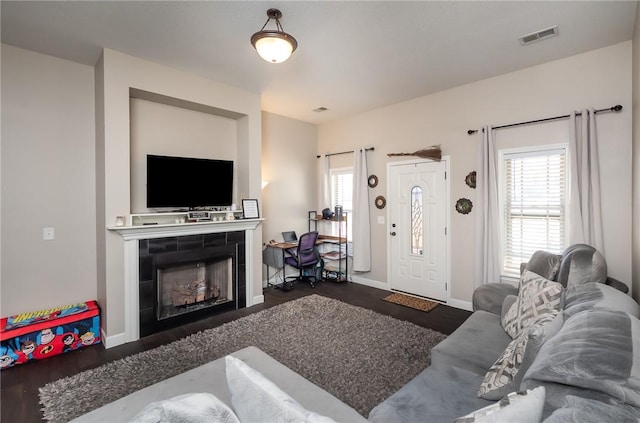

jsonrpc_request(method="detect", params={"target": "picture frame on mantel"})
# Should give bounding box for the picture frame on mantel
[242,199,260,219]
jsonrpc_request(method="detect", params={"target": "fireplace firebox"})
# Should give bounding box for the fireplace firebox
[157,253,233,320]
[138,232,246,337]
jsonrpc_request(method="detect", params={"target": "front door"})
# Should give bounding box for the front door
[388,159,448,301]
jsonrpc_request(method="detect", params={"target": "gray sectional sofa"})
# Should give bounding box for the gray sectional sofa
[369,244,640,422]
[75,244,640,422]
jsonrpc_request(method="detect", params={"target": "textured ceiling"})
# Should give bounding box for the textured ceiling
[2,1,637,124]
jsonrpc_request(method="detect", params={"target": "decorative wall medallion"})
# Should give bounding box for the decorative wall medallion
[455,198,473,215]
[465,171,476,189]
[368,174,379,188]
[375,195,386,209]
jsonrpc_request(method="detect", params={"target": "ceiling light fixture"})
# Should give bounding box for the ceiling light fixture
[251,8,298,63]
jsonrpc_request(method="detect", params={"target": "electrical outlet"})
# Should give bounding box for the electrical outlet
[43,227,55,240]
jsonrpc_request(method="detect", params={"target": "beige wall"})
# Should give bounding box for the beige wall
[261,112,318,285]
[319,42,633,307]
[129,98,238,213]
[261,111,318,243]
[2,34,636,322]
[1,45,97,316]
[633,3,640,303]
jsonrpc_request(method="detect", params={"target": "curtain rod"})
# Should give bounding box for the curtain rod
[316,146,375,159]
[467,104,622,135]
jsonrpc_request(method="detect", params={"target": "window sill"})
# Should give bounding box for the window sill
[499,274,519,286]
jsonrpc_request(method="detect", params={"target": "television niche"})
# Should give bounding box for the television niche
[147,154,233,209]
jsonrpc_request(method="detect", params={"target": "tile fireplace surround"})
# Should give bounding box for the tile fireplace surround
[108,218,263,348]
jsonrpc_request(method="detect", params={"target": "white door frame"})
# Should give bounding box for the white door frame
[386,157,451,302]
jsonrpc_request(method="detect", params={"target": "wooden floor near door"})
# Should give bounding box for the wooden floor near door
[0,281,471,422]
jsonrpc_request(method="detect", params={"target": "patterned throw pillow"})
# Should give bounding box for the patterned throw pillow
[478,313,563,399]
[502,270,564,339]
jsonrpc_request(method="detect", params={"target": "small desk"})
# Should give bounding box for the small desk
[263,242,295,289]
[263,237,347,288]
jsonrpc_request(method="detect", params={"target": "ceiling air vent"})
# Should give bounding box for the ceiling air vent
[518,25,558,45]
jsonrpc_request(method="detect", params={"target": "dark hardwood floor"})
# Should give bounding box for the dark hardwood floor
[0,282,471,422]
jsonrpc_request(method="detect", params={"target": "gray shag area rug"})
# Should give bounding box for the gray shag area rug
[40,294,447,422]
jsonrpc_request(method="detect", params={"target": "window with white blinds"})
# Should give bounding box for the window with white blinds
[330,168,353,239]
[501,147,567,277]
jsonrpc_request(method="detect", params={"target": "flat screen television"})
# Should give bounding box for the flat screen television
[146,154,233,209]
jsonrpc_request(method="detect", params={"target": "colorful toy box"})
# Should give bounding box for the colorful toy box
[0,301,101,369]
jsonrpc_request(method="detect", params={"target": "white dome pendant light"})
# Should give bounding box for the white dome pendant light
[251,8,298,63]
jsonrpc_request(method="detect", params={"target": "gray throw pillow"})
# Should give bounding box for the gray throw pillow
[563,282,640,319]
[478,313,563,400]
[522,309,640,410]
[542,395,640,423]
[556,244,607,288]
[502,270,564,339]
[524,251,562,280]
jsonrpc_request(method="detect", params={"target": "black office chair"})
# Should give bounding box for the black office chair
[284,231,321,289]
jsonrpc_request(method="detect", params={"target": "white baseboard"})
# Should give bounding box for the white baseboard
[101,329,127,349]
[100,285,471,350]
[350,275,389,291]
[101,295,265,349]
[251,294,265,306]
[446,298,473,312]
[349,276,473,312]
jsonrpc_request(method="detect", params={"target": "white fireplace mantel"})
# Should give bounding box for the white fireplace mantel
[106,218,263,348]
[108,218,263,240]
